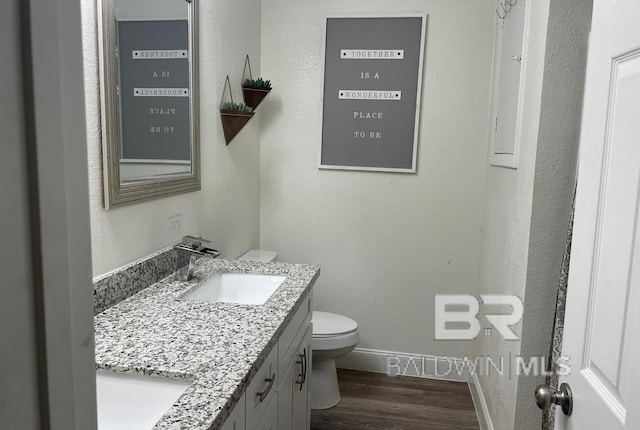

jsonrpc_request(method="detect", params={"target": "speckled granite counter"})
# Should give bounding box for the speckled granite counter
[94,259,320,430]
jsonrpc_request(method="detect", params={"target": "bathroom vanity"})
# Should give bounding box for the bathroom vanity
[94,258,319,429]
[223,292,313,430]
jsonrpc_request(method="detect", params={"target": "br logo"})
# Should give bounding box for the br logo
[435,295,523,340]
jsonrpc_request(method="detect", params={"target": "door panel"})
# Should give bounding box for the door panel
[558,0,640,428]
[0,1,41,428]
[586,50,640,410]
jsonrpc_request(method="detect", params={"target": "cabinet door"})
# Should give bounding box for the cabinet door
[488,0,528,168]
[246,347,278,430]
[254,394,278,430]
[278,293,312,377]
[292,325,312,430]
[278,324,312,430]
[220,394,246,430]
[278,354,295,430]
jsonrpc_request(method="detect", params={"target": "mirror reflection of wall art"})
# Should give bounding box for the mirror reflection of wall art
[319,15,427,173]
[98,0,200,209]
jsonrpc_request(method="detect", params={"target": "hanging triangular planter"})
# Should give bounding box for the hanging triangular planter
[241,55,272,109]
[219,75,255,145]
[242,87,271,109]
[220,110,255,145]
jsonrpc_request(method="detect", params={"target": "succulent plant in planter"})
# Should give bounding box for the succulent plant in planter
[243,78,272,90]
[220,102,254,145]
[221,101,254,113]
[242,77,272,109]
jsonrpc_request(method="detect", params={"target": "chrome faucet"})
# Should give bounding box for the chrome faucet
[173,235,221,281]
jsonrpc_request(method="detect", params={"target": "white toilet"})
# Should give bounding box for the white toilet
[310,311,359,409]
[237,250,360,410]
[237,249,279,263]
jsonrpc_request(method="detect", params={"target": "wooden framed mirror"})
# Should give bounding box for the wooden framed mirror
[97,0,200,209]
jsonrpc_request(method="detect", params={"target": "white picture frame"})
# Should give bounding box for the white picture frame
[318,14,427,173]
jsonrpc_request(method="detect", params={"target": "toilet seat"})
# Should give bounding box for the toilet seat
[312,331,359,351]
[312,311,358,336]
[312,311,359,351]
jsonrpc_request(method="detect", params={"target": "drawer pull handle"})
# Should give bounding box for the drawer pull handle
[296,348,307,390]
[257,374,275,402]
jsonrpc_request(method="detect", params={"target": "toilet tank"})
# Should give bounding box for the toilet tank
[237,249,278,263]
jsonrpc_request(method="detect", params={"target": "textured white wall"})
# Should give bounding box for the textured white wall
[474,0,590,429]
[513,0,591,427]
[473,2,551,427]
[82,0,263,277]
[259,0,495,358]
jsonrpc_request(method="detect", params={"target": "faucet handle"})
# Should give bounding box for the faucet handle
[181,235,211,249]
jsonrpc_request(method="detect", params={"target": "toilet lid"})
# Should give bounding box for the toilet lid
[312,311,358,336]
[237,249,278,263]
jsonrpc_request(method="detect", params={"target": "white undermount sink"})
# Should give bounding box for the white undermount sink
[181,273,286,305]
[96,371,191,430]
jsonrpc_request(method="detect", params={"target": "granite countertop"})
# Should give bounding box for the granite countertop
[94,259,320,430]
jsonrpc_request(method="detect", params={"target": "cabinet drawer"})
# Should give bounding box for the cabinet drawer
[278,292,312,376]
[246,346,278,429]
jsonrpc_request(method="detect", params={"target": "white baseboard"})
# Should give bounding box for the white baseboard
[468,372,495,430]
[335,347,469,382]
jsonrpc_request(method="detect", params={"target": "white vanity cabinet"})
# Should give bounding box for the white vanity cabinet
[220,393,245,430]
[276,289,312,430]
[254,395,278,430]
[223,290,313,430]
[246,346,278,429]
[278,325,312,430]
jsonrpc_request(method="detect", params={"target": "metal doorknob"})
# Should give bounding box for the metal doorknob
[535,383,573,416]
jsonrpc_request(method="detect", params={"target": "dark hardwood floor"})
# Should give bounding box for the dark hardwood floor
[310,369,480,430]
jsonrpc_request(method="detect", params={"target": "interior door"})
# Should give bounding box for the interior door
[557,0,640,429]
[1,1,42,427]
